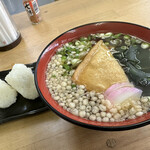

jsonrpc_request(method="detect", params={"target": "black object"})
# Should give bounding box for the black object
[0,62,48,124]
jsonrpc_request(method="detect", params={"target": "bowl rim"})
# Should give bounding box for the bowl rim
[35,21,150,131]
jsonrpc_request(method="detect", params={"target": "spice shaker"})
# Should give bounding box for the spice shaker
[0,0,21,51]
[23,0,41,24]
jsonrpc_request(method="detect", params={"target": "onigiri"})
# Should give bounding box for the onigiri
[5,64,39,100]
[0,79,17,108]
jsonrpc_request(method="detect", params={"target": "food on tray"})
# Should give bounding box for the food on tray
[5,64,39,100]
[72,40,128,93]
[0,79,17,108]
[46,32,150,122]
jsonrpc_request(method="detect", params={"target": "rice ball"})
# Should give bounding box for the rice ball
[0,79,17,108]
[5,64,39,100]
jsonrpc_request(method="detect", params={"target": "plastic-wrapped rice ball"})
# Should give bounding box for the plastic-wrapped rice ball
[0,79,17,108]
[5,64,39,100]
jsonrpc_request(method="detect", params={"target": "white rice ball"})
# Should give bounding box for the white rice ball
[0,79,17,108]
[5,64,39,100]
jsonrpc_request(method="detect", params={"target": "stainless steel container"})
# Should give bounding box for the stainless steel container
[0,0,21,51]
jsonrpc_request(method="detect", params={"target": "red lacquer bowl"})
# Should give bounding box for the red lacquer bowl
[35,21,150,131]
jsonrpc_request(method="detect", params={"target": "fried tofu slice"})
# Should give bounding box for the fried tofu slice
[72,40,128,93]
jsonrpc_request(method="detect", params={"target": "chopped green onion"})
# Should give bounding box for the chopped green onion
[141,42,149,49]
[110,39,122,46]
[71,59,82,68]
[71,84,76,88]
[105,32,113,38]
[104,42,109,46]
[57,50,66,56]
[63,64,71,71]
[80,37,88,41]
[87,35,91,41]
[75,49,80,54]
[75,40,80,46]
[62,72,68,76]
[110,40,116,45]
[74,55,79,59]
[68,42,73,45]
[125,39,131,46]
[61,56,67,62]
[112,33,122,39]
[78,51,87,59]
[71,48,76,52]
[121,46,127,50]
[71,59,80,65]
[123,35,130,40]
[51,75,56,78]
[91,34,97,39]
[135,39,142,44]
[80,41,87,45]
[131,38,136,44]
[99,33,105,38]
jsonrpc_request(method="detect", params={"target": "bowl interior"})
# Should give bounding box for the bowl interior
[35,22,150,130]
